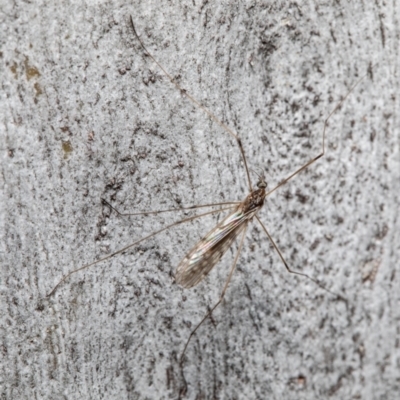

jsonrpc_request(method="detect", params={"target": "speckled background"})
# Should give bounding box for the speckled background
[1,1,399,399]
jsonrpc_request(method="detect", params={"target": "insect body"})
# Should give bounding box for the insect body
[176,180,267,288]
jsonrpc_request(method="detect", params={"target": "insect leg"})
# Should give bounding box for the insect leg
[255,216,346,301]
[129,16,253,191]
[265,66,377,198]
[101,198,240,217]
[180,224,248,363]
[47,206,236,297]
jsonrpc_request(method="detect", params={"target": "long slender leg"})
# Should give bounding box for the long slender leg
[47,206,236,297]
[266,66,377,197]
[255,216,345,301]
[101,198,240,217]
[129,16,253,192]
[180,224,248,363]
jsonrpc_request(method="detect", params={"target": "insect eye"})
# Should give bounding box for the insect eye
[257,180,267,189]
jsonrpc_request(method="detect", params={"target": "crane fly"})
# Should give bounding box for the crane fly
[48,15,374,363]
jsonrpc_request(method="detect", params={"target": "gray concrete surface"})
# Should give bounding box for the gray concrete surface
[1,1,399,399]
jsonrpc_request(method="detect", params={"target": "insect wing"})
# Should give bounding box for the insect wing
[175,208,254,288]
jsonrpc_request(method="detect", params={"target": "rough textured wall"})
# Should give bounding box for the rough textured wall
[1,1,399,399]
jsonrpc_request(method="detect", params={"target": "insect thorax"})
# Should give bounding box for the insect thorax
[242,188,266,213]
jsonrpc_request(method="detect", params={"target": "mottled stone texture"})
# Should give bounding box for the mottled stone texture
[1,1,399,399]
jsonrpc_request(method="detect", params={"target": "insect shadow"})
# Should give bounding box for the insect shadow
[48,15,375,364]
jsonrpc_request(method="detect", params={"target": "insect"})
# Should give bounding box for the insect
[48,16,373,362]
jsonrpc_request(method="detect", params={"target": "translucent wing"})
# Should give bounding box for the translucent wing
[175,207,256,288]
